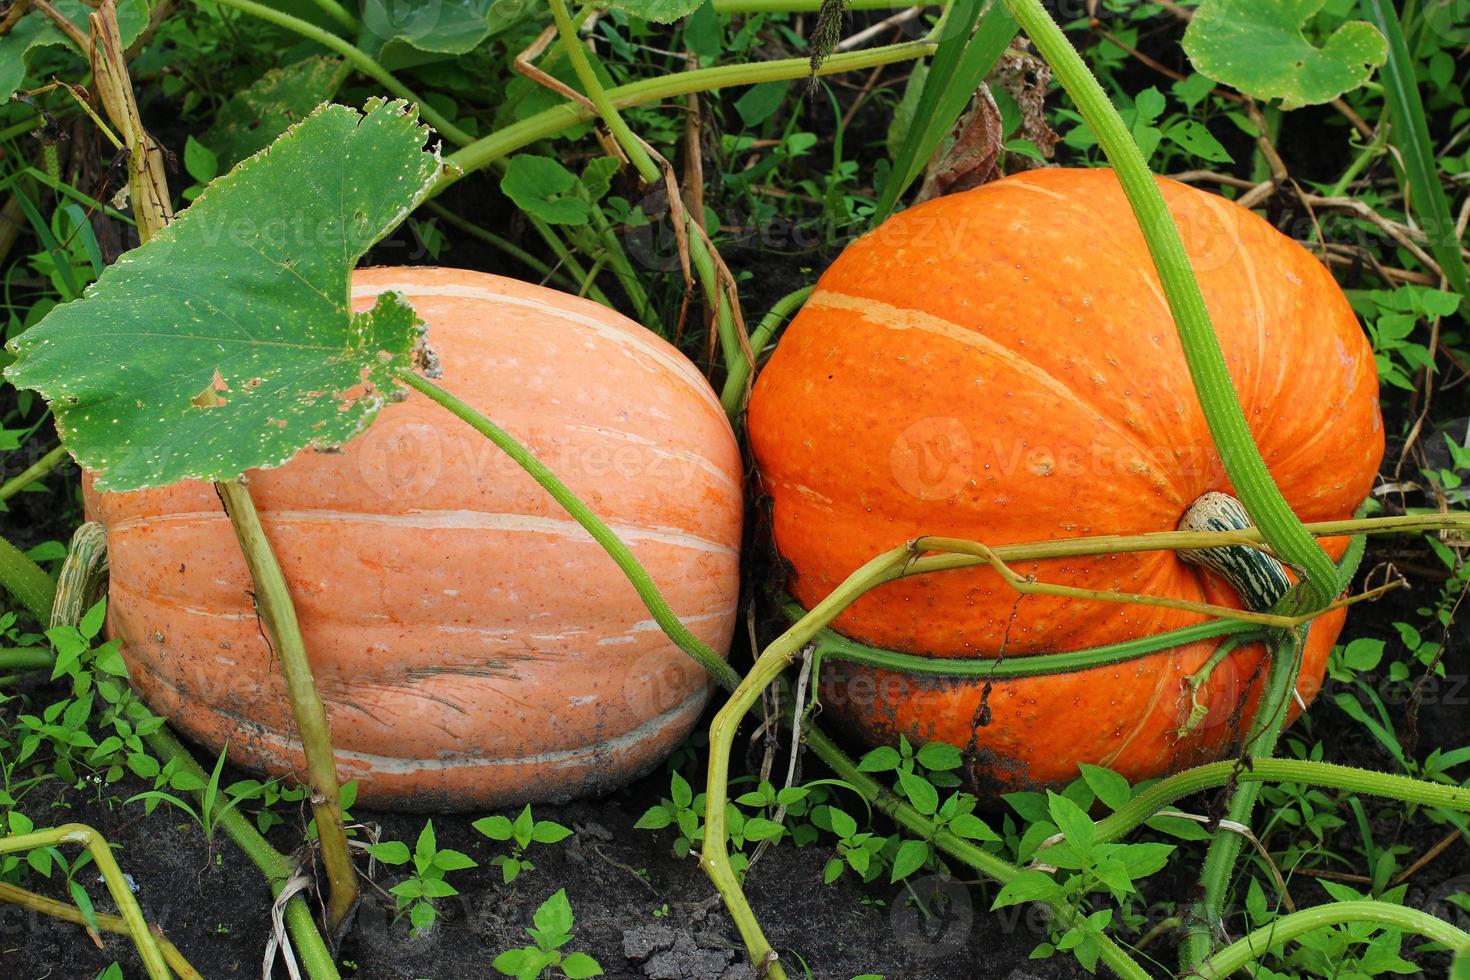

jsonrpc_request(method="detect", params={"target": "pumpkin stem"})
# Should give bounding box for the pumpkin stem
[1177,492,1292,613]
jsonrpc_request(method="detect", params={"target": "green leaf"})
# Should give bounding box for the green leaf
[1047,792,1096,852]
[1077,765,1130,812]
[1164,120,1233,164]
[0,1,149,103]
[474,814,514,840]
[947,813,1000,842]
[533,888,574,939]
[415,820,438,869]
[991,869,1061,908]
[601,0,705,24]
[1358,0,1470,306]
[826,806,858,840]
[530,820,572,845]
[4,100,442,492]
[561,951,604,979]
[433,848,478,872]
[1182,0,1386,109]
[500,154,590,225]
[184,137,218,186]
[857,746,901,772]
[368,840,411,865]
[203,56,346,171]
[78,598,107,640]
[889,839,929,882]
[361,0,527,60]
[734,81,790,128]
[409,899,436,934]
[915,741,963,772]
[669,771,693,810]
[896,770,939,816]
[633,805,672,831]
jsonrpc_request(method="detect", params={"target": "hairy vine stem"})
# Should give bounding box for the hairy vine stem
[395,369,742,691]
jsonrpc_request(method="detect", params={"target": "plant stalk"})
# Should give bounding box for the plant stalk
[0,444,68,502]
[0,824,171,979]
[1195,900,1470,978]
[0,880,202,980]
[215,480,357,934]
[144,727,340,979]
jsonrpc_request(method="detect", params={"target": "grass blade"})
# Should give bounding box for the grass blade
[1360,0,1469,303]
[873,0,1018,223]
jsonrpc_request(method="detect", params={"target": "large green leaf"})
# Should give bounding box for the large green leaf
[203,55,346,171]
[1182,0,1386,109]
[601,0,705,25]
[0,0,149,102]
[359,0,527,62]
[4,100,443,492]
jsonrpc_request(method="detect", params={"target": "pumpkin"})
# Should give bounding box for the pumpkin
[747,168,1382,793]
[88,267,743,810]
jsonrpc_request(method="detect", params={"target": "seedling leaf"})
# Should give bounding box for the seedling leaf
[1183,0,1386,109]
[4,100,443,492]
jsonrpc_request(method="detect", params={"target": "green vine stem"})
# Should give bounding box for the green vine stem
[306,0,358,34]
[1077,758,1470,848]
[215,480,358,934]
[0,646,53,675]
[545,0,748,383]
[808,606,1265,678]
[699,517,1456,974]
[720,285,813,417]
[0,880,203,980]
[0,444,67,502]
[144,727,341,980]
[198,0,474,146]
[1000,0,1335,610]
[0,824,171,979]
[0,532,55,622]
[996,1,1355,965]
[1195,901,1470,978]
[440,40,937,189]
[394,369,742,692]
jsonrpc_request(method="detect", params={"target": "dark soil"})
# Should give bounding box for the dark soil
[0,748,1083,980]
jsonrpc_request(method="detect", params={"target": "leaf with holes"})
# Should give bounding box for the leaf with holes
[3,100,443,492]
[1183,0,1386,109]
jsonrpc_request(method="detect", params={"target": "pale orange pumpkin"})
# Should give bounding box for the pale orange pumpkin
[88,267,743,810]
[748,169,1383,793]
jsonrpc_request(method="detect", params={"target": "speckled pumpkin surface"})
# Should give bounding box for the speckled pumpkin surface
[748,168,1382,792]
[88,267,743,810]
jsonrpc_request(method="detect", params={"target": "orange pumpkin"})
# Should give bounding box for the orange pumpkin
[748,168,1382,793]
[88,267,743,810]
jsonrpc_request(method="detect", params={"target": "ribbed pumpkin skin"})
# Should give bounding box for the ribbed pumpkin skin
[88,267,742,810]
[748,169,1382,792]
